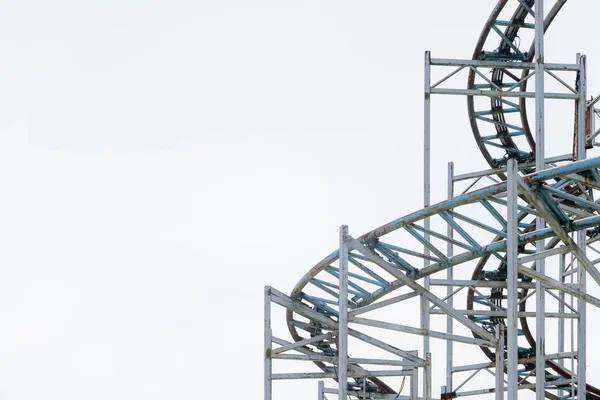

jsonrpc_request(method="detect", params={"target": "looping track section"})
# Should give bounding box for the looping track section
[264,1,600,399]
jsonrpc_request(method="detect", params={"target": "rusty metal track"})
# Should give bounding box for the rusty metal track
[285,161,600,398]
[273,1,600,398]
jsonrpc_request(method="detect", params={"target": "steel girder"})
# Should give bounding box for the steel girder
[264,1,600,399]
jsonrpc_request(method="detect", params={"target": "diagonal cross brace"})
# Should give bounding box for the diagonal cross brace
[271,331,337,355]
[516,175,600,287]
[347,237,497,343]
[269,287,425,364]
[517,265,600,308]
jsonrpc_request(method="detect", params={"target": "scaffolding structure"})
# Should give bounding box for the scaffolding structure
[264,1,600,399]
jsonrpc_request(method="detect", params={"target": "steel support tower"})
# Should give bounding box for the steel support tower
[264,1,600,398]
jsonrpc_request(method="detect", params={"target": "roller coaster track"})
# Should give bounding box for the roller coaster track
[266,1,600,398]
[468,0,573,168]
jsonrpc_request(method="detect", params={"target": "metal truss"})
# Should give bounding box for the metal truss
[264,1,600,399]
[588,97,600,148]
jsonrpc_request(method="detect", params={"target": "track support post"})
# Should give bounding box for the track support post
[576,53,588,400]
[424,352,432,400]
[423,49,432,400]
[338,225,349,399]
[264,286,272,400]
[507,159,519,400]
[446,162,455,394]
[410,350,419,400]
[496,326,505,400]
[534,1,547,397]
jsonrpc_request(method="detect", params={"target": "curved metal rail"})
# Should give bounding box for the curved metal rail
[287,159,600,398]
[466,0,598,397]
[467,0,568,168]
[282,0,598,398]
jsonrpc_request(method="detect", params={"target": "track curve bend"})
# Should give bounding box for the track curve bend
[284,1,599,398]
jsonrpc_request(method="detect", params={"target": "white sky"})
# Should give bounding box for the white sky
[1,1,600,399]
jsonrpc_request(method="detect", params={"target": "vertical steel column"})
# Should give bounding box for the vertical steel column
[264,286,272,400]
[424,51,431,215]
[558,253,565,368]
[318,381,325,400]
[558,253,566,398]
[534,1,546,397]
[425,353,432,399]
[446,162,454,393]
[422,50,432,400]
[577,54,588,159]
[507,159,519,400]
[338,225,349,399]
[577,250,586,400]
[534,0,546,167]
[590,100,596,149]
[576,54,587,400]
[411,364,419,400]
[570,249,577,399]
[496,326,505,400]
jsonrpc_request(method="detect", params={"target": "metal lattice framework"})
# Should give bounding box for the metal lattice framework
[264,1,600,399]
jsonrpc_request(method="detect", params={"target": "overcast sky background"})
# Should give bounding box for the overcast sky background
[1,1,600,399]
